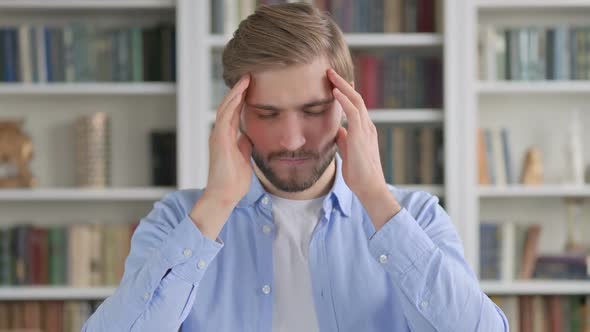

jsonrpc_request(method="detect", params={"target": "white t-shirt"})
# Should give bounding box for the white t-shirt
[270,193,326,332]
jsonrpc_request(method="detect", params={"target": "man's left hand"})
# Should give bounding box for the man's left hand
[327,68,402,230]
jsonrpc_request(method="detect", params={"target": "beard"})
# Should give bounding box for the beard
[252,143,338,193]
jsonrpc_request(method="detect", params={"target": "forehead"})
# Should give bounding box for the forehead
[246,56,333,106]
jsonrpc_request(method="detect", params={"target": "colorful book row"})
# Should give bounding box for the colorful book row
[0,23,175,83]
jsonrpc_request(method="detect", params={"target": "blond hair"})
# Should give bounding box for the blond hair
[222,2,353,88]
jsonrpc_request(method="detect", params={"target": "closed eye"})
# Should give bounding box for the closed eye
[304,108,328,116]
[256,110,279,119]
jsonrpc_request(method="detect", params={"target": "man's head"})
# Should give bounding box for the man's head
[222,3,354,193]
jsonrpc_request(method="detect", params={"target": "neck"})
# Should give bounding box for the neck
[254,159,336,200]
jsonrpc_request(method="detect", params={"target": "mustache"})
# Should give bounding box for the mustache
[269,150,318,160]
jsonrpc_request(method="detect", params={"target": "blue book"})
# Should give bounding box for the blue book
[0,29,4,81]
[29,26,39,82]
[480,223,501,280]
[500,128,516,185]
[3,28,18,82]
[554,26,570,80]
[44,27,53,82]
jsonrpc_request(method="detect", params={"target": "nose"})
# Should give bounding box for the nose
[277,112,306,151]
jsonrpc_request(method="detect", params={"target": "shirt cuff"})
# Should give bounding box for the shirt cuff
[159,215,224,285]
[368,208,436,278]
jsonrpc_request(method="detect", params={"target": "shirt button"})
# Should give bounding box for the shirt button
[262,225,272,234]
[143,292,150,301]
[197,260,207,270]
[183,248,193,258]
[421,300,429,309]
[261,285,271,295]
[261,196,269,205]
[379,254,388,264]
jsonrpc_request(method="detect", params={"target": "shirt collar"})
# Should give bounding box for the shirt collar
[236,153,352,217]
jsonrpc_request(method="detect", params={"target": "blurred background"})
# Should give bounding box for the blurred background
[0,0,589,331]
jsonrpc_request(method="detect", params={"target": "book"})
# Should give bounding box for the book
[519,225,542,279]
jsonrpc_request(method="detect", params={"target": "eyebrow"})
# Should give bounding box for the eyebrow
[248,98,334,111]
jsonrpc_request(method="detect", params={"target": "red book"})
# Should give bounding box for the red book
[418,0,435,33]
[546,296,564,332]
[29,228,42,285]
[39,228,49,285]
[519,296,534,332]
[359,55,379,110]
[44,301,64,332]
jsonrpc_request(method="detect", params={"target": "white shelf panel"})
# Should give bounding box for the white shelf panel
[0,0,175,9]
[206,109,444,124]
[368,109,443,123]
[479,185,590,198]
[0,83,176,95]
[208,33,443,48]
[0,286,116,300]
[477,0,590,9]
[0,187,175,202]
[481,280,590,295]
[478,81,590,94]
[345,34,444,47]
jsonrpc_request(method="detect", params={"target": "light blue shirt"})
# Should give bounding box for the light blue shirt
[83,155,508,331]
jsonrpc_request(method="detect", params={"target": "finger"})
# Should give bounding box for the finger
[217,91,244,129]
[327,68,364,110]
[237,132,253,162]
[220,74,250,109]
[217,74,250,118]
[230,94,245,132]
[333,88,360,131]
[327,68,372,128]
[335,126,348,161]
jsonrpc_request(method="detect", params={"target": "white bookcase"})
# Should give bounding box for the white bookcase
[0,0,179,301]
[464,0,590,296]
[0,0,471,301]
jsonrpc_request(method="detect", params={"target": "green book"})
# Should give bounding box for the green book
[131,26,143,82]
[0,228,13,285]
[48,226,67,285]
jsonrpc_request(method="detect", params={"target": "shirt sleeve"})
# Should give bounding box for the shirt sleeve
[368,191,509,332]
[82,191,223,332]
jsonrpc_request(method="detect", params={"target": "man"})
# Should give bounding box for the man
[84,3,508,331]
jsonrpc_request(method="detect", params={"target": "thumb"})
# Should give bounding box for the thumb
[336,127,348,161]
[237,132,253,162]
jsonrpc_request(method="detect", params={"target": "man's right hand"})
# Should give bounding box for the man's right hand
[190,75,252,240]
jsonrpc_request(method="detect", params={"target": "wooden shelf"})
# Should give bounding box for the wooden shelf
[479,185,590,198]
[0,286,116,300]
[208,33,443,48]
[0,83,176,96]
[481,280,590,295]
[478,81,590,94]
[0,0,175,9]
[0,187,175,202]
